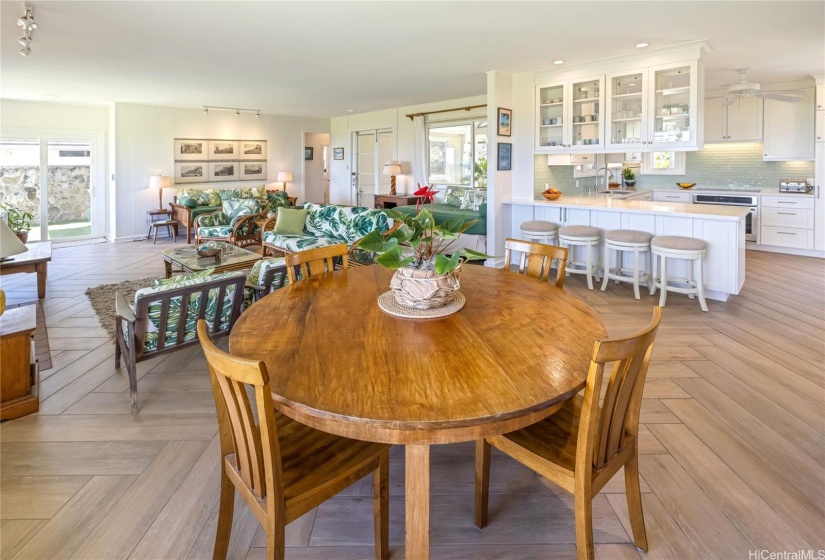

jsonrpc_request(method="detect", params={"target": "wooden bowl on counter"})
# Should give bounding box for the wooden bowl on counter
[676,182,696,189]
[541,192,561,201]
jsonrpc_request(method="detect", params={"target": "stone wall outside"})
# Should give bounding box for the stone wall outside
[0,166,91,224]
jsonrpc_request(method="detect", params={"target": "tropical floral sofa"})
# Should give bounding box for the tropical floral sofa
[194,198,265,247]
[261,203,397,257]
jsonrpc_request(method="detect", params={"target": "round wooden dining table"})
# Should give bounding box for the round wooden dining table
[230,264,606,560]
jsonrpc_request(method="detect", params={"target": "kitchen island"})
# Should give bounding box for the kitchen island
[504,197,750,301]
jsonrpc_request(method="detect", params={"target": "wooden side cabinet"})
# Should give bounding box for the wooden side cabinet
[0,305,38,420]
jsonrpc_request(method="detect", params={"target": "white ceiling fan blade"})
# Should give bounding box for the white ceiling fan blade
[721,96,738,106]
[760,92,803,103]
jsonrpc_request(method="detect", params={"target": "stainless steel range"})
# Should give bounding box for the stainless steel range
[691,193,758,242]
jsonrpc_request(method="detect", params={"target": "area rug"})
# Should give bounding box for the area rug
[85,277,158,339]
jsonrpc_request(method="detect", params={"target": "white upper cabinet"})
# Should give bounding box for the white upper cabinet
[536,75,605,152]
[816,84,824,111]
[605,68,649,150]
[762,87,815,161]
[648,61,702,150]
[816,111,824,143]
[704,96,763,142]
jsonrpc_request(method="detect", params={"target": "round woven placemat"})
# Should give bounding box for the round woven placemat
[377,291,465,319]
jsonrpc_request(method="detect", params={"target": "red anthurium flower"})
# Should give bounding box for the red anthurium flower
[414,184,437,209]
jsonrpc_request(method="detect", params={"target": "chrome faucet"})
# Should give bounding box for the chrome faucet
[594,167,614,192]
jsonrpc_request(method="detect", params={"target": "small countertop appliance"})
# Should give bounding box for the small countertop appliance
[779,179,812,193]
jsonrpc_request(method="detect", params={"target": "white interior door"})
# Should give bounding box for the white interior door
[354,128,395,206]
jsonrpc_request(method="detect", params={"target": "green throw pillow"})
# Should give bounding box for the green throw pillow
[154,268,214,286]
[273,208,308,235]
[178,196,198,208]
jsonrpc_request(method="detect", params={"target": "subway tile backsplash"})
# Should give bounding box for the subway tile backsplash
[534,143,814,197]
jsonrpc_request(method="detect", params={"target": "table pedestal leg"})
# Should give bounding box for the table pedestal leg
[405,444,430,560]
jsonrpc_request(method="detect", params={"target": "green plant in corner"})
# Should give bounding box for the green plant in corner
[473,158,488,189]
[358,186,489,276]
[1,203,33,234]
[621,167,636,181]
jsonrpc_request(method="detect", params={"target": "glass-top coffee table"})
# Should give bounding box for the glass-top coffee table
[161,242,261,278]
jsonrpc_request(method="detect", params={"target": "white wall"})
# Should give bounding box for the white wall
[112,103,329,240]
[1,99,109,131]
[329,94,487,205]
[303,132,329,203]
[486,72,513,266]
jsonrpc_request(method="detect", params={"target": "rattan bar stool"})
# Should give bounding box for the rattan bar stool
[558,225,602,290]
[601,229,653,300]
[650,235,709,312]
[520,221,559,245]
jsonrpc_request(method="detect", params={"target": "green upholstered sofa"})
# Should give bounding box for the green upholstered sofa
[393,186,487,236]
[261,203,397,258]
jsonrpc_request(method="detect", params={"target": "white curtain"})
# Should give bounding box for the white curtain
[413,116,427,188]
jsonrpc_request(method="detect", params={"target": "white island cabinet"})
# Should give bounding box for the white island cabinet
[504,197,748,301]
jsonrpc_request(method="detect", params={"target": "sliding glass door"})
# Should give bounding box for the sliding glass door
[0,130,104,242]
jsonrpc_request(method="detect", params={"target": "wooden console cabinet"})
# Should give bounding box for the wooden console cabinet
[374,193,420,209]
[0,305,38,420]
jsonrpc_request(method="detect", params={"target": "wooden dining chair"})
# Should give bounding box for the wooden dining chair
[197,321,390,560]
[504,237,569,288]
[475,307,663,560]
[284,243,349,283]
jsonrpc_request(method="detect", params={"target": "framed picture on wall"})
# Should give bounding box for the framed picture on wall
[305,147,314,161]
[208,161,238,182]
[497,108,512,137]
[239,140,267,160]
[333,147,344,160]
[174,139,208,161]
[174,162,207,184]
[208,141,239,160]
[497,143,512,171]
[239,161,267,180]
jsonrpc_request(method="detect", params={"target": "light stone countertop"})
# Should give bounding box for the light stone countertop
[505,196,751,221]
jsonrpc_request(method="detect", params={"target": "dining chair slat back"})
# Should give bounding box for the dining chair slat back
[503,238,568,288]
[285,244,349,283]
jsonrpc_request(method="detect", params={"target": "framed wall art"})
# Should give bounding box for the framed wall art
[174,139,208,161]
[305,147,314,161]
[239,140,267,160]
[208,161,239,182]
[497,143,512,171]
[497,108,512,137]
[239,161,267,180]
[207,141,239,160]
[174,162,208,184]
[333,147,344,160]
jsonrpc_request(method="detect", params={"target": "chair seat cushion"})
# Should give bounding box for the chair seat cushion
[197,226,234,238]
[263,232,343,252]
[651,235,708,251]
[605,230,653,244]
[520,220,559,234]
[559,225,601,239]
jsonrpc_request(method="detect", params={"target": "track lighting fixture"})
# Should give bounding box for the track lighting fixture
[200,106,262,117]
[17,4,36,57]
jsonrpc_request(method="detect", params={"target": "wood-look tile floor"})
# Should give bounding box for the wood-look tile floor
[1,239,823,560]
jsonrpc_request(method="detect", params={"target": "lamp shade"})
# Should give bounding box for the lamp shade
[383,162,402,175]
[277,171,292,182]
[0,219,28,259]
[149,175,172,189]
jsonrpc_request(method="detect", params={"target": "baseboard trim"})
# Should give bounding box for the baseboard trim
[747,243,825,259]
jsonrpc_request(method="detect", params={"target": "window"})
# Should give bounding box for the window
[640,150,686,175]
[427,120,487,188]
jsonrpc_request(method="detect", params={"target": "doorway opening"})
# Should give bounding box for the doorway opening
[303,132,330,204]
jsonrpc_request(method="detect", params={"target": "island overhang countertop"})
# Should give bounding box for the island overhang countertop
[504,197,750,221]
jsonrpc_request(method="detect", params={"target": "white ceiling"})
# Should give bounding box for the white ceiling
[2,1,823,118]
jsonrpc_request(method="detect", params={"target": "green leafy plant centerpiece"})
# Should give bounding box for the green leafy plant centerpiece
[359,186,489,310]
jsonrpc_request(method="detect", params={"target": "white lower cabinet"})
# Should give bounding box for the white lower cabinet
[760,195,816,250]
[652,191,690,203]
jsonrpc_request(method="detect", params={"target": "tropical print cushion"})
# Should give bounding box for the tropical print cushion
[133,270,244,352]
[197,212,229,227]
[262,232,341,252]
[223,199,262,226]
[155,268,214,286]
[444,186,470,207]
[244,257,288,309]
[197,225,235,238]
[302,203,394,244]
[207,191,222,206]
[459,188,488,211]
[219,189,238,201]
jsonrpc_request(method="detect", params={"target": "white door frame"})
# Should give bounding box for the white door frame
[302,130,331,205]
[1,127,106,241]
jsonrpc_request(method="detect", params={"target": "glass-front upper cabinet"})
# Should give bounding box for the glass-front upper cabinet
[605,69,649,150]
[535,75,604,152]
[648,61,700,149]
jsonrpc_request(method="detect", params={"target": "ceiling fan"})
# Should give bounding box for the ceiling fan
[714,68,804,106]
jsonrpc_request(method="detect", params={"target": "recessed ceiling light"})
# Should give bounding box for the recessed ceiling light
[347,109,354,113]
[553,60,564,65]
[635,42,649,48]
[42,94,57,98]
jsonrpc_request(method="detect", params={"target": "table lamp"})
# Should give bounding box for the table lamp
[1,218,28,263]
[149,175,172,211]
[276,171,292,191]
[383,162,402,195]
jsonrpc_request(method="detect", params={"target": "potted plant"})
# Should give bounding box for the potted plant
[359,185,489,310]
[622,167,636,188]
[1,204,34,243]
